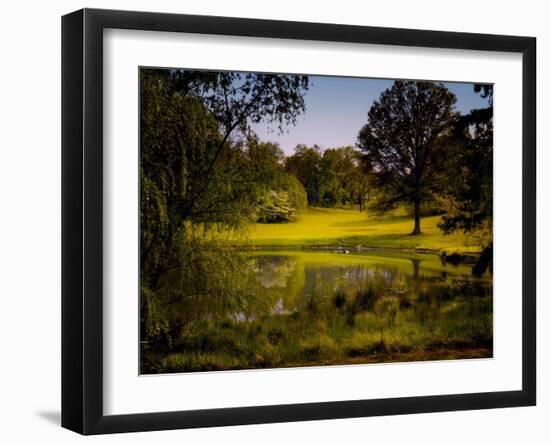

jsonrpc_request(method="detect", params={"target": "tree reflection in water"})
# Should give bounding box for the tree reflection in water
[141,250,492,374]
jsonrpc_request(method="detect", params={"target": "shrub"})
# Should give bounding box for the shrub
[257,190,297,223]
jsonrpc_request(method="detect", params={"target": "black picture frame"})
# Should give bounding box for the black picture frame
[62,8,536,435]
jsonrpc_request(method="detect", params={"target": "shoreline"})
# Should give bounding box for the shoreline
[230,243,481,260]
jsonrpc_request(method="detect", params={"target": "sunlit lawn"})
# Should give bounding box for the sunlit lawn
[246,207,480,253]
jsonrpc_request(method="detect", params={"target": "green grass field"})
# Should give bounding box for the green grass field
[246,207,481,254]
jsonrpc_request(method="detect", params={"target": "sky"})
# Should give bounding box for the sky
[251,76,491,155]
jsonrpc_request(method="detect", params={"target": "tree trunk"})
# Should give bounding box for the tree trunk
[411,199,421,235]
[473,242,493,276]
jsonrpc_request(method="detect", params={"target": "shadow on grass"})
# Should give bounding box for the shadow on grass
[330,215,411,228]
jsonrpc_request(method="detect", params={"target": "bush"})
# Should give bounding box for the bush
[257,190,297,223]
[283,174,308,213]
[256,172,307,223]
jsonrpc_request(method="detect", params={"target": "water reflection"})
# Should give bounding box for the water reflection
[251,251,490,319]
[143,250,493,373]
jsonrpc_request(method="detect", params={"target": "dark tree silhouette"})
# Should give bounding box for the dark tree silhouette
[357,81,456,235]
[439,84,493,275]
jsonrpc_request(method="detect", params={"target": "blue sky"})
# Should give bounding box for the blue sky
[251,76,491,155]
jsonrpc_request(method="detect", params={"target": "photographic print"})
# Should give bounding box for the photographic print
[139,68,493,375]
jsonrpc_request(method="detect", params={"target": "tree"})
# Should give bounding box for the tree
[322,146,369,208]
[141,69,310,219]
[286,145,370,209]
[347,150,371,211]
[140,70,310,278]
[357,81,457,234]
[140,72,225,290]
[439,106,493,233]
[439,84,493,275]
[245,138,307,222]
[140,69,310,347]
[182,71,309,220]
[319,148,347,206]
[286,144,324,205]
[140,69,309,261]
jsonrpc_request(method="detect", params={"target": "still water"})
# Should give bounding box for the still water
[144,250,493,373]
[247,250,491,320]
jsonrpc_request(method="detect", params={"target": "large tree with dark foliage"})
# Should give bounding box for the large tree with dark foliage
[357,81,457,234]
[145,69,310,220]
[139,69,310,349]
[140,69,310,284]
[439,84,493,275]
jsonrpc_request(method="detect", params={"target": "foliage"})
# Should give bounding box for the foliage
[285,144,324,205]
[357,81,457,234]
[474,84,494,105]
[140,69,310,346]
[438,84,493,275]
[140,67,310,234]
[140,71,225,289]
[256,174,308,223]
[140,68,310,271]
[405,199,445,217]
[257,190,297,223]
[280,174,308,213]
[143,69,309,219]
[439,85,493,235]
[244,138,308,222]
[322,146,371,210]
[286,144,369,208]
[161,69,310,136]
[140,222,268,356]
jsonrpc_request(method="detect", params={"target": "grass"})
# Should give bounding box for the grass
[143,286,493,374]
[245,207,481,254]
[141,206,492,374]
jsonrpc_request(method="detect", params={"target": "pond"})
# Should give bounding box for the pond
[141,250,493,374]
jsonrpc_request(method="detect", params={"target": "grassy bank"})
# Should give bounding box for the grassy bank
[143,282,493,374]
[246,207,481,253]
